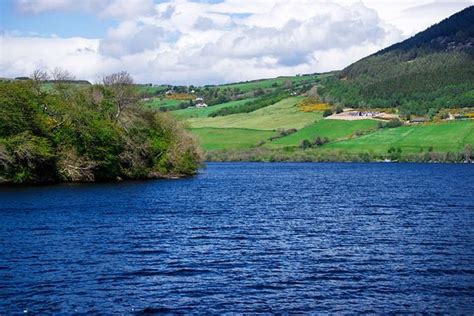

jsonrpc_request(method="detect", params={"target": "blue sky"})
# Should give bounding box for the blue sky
[1,1,116,38]
[0,0,225,37]
[1,0,472,84]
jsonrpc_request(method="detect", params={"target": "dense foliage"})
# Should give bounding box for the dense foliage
[318,6,474,115]
[0,79,202,184]
[204,146,472,163]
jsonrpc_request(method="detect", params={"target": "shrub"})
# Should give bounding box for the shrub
[323,109,333,117]
[379,119,403,128]
[0,78,202,184]
[299,139,311,150]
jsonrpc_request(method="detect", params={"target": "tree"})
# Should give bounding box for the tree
[283,80,293,89]
[313,136,323,146]
[388,147,402,161]
[300,139,311,150]
[51,67,75,82]
[31,69,49,82]
[102,71,136,119]
[50,67,75,94]
[464,144,472,161]
[30,69,50,94]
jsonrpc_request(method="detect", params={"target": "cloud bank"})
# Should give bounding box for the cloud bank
[1,0,472,85]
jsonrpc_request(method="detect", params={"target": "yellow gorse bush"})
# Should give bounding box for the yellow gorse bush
[298,98,331,112]
[165,93,195,100]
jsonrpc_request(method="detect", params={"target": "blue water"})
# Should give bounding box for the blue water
[1,162,473,313]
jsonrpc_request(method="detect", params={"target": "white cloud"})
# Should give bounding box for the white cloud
[3,0,473,85]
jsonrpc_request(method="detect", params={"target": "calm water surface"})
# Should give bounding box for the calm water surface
[1,162,474,313]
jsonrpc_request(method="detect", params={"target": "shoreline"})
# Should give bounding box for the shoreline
[204,148,473,164]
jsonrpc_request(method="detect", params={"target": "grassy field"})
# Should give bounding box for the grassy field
[267,119,379,147]
[188,97,322,130]
[324,121,474,153]
[173,98,257,119]
[191,128,276,150]
[143,98,185,109]
[213,74,321,92]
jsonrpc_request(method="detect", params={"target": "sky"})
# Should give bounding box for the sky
[0,0,472,85]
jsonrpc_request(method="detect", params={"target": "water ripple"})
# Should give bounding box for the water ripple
[0,162,473,313]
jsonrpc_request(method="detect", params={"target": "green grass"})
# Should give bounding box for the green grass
[213,74,322,92]
[173,98,257,119]
[143,98,186,109]
[190,128,276,150]
[267,119,379,148]
[188,96,322,130]
[324,121,474,153]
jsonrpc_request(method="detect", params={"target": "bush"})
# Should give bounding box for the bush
[323,109,333,117]
[0,78,202,184]
[379,119,403,128]
[299,139,311,150]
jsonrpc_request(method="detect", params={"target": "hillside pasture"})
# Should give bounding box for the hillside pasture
[173,98,257,119]
[324,121,474,153]
[214,74,321,93]
[188,97,323,130]
[267,119,379,148]
[191,128,276,150]
[143,98,186,109]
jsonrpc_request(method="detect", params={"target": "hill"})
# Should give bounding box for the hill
[318,6,474,115]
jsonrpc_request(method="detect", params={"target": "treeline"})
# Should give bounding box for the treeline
[209,92,289,117]
[0,72,202,184]
[205,146,473,163]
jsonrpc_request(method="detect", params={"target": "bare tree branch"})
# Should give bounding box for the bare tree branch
[31,69,50,82]
[102,71,136,119]
[51,67,75,82]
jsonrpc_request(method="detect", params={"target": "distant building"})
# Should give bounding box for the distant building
[195,97,208,108]
[410,117,428,123]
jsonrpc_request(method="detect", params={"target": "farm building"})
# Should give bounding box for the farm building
[195,97,208,108]
[410,117,428,123]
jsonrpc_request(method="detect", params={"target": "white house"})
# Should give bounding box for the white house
[195,97,208,108]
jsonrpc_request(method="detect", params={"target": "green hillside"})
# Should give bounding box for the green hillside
[191,128,276,150]
[318,6,474,115]
[209,74,321,92]
[174,98,257,119]
[188,96,322,130]
[143,98,184,109]
[8,8,472,166]
[267,119,379,148]
[324,121,474,153]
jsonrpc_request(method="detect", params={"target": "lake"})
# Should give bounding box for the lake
[1,162,473,313]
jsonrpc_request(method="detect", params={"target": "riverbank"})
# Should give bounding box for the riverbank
[205,147,473,163]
